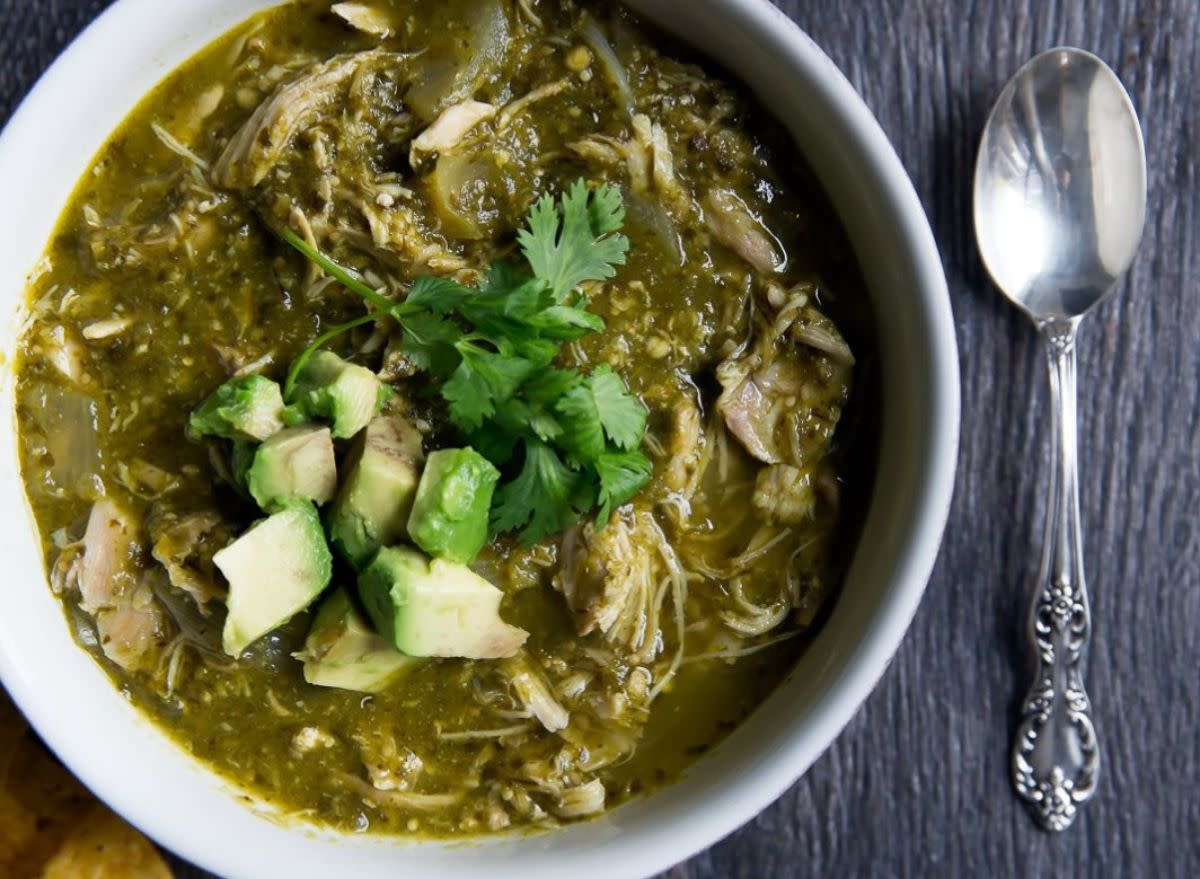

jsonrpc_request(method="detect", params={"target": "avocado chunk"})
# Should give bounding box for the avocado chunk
[230,440,256,491]
[328,415,424,568]
[407,448,499,564]
[188,374,285,441]
[285,351,385,439]
[358,546,527,659]
[298,588,421,693]
[246,425,337,512]
[214,502,333,657]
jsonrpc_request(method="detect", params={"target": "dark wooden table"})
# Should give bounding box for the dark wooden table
[3,1,1197,876]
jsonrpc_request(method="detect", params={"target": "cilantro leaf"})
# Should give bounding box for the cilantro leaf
[479,260,527,295]
[442,342,536,432]
[491,440,584,544]
[554,383,607,465]
[517,179,630,302]
[589,365,647,450]
[528,303,605,339]
[490,397,563,445]
[405,275,475,314]
[399,310,461,377]
[553,365,646,465]
[523,368,582,406]
[468,427,520,466]
[595,450,653,522]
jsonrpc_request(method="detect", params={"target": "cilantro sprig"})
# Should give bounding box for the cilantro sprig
[281,180,650,544]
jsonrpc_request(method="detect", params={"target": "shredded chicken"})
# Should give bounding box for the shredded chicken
[291,726,337,755]
[95,574,171,674]
[554,508,683,675]
[555,512,641,639]
[569,113,688,215]
[704,188,784,274]
[76,499,141,614]
[41,325,89,384]
[504,655,570,733]
[788,305,856,365]
[752,464,817,524]
[212,50,388,189]
[65,500,171,672]
[496,79,570,130]
[409,100,496,166]
[663,394,704,498]
[555,779,606,818]
[631,114,687,213]
[81,317,133,341]
[116,458,179,499]
[148,509,235,610]
[716,288,851,465]
[355,732,425,792]
[354,199,469,273]
[331,2,396,37]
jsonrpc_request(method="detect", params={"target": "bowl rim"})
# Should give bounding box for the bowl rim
[0,1,959,877]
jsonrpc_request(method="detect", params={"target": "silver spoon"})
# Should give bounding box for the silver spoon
[973,47,1146,831]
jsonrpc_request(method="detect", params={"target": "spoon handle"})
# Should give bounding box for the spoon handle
[1012,318,1099,830]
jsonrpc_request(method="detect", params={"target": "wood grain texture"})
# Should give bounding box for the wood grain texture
[2,1,1197,876]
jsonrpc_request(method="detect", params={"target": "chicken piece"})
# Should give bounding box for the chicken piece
[212,50,388,189]
[663,394,704,497]
[40,325,89,385]
[716,290,852,465]
[716,355,781,464]
[94,575,170,675]
[752,464,816,524]
[117,458,179,498]
[148,509,236,610]
[68,500,172,673]
[496,79,570,130]
[568,113,688,215]
[332,2,396,37]
[704,188,784,274]
[566,135,625,167]
[355,198,469,272]
[77,499,141,614]
[788,305,856,365]
[716,336,813,465]
[555,779,606,818]
[631,114,688,213]
[554,509,672,661]
[409,99,496,166]
[504,655,569,733]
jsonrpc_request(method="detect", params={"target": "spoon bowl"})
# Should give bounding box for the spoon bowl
[974,47,1146,321]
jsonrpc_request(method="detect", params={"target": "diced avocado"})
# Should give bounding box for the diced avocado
[407,448,499,564]
[285,351,385,439]
[230,440,256,491]
[358,546,527,659]
[328,415,424,568]
[215,502,333,657]
[246,425,337,512]
[298,588,421,693]
[188,374,285,441]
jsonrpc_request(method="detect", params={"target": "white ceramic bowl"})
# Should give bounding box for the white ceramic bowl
[0,1,958,877]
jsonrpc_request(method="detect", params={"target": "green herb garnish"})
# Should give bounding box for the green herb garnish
[281,180,650,544]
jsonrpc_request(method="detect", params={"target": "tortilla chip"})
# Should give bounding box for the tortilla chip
[0,692,93,877]
[37,804,173,879]
[0,689,172,878]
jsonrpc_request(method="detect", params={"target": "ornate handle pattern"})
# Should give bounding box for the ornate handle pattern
[1011,319,1099,831]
